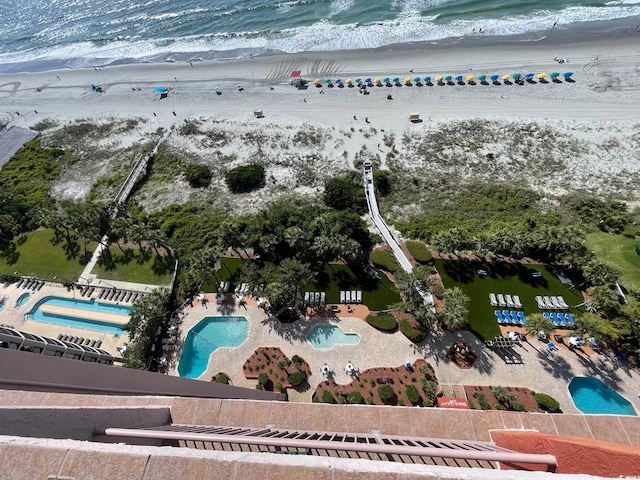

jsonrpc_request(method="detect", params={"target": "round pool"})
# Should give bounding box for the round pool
[16,292,31,308]
[569,376,636,416]
[306,324,360,350]
[178,316,248,379]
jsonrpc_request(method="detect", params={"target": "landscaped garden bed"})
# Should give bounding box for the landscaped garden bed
[446,341,477,368]
[464,385,560,413]
[313,359,440,406]
[211,372,231,384]
[243,347,311,392]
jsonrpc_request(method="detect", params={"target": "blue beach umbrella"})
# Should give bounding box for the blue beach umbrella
[424,76,431,82]
[154,86,167,93]
[455,75,463,82]
[490,75,499,81]
[335,78,342,83]
[392,77,400,83]
[563,71,574,78]
[525,73,535,79]
[364,77,372,83]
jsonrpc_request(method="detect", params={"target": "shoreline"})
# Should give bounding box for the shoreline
[1,17,639,76]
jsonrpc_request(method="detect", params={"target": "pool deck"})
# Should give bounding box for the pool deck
[170,295,640,413]
[0,282,132,357]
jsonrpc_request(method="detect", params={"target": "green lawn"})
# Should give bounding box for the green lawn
[0,228,94,280]
[436,259,583,340]
[585,231,640,291]
[202,258,400,311]
[92,246,175,285]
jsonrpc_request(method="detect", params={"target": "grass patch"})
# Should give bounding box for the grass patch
[0,229,94,280]
[585,231,640,291]
[366,312,398,331]
[405,240,432,264]
[435,259,583,340]
[92,246,174,285]
[369,249,399,272]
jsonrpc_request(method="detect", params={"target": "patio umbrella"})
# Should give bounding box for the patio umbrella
[413,76,421,83]
[455,75,463,82]
[512,73,522,79]
[444,75,452,82]
[563,71,574,78]
[435,75,443,82]
[550,72,560,78]
[392,77,400,83]
[501,74,510,80]
[424,76,431,82]
[537,73,547,79]
[525,73,535,78]
[490,74,499,81]
[213,86,219,90]
[478,74,487,81]
[466,75,474,82]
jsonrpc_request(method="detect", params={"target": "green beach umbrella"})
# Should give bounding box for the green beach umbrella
[512,73,522,79]
[355,78,362,83]
[478,74,487,81]
[325,78,332,83]
[550,72,560,78]
[413,76,421,82]
[383,77,390,83]
[444,75,453,82]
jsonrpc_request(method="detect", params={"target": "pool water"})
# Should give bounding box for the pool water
[27,296,134,335]
[16,292,31,307]
[0,298,5,310]
[569,377,636,416]
[306,324,360,349]
[178,316,248,379]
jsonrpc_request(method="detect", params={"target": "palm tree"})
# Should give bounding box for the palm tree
[574,312,604,339]
[582,260,619,287]
[587,285,621,316]
[440,286,469,329]
[524,313,555,340]
[283,226,305,256]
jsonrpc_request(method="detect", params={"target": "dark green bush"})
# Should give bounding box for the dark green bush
[278,358,291,369]
[477,394,491,410]
[275,382,283,391]
[405,240,433,263]
[348,391,363,404]
[322,390,336,404]
[323,176,366,213]
[287,371,306,386]
[420,378,438,404]
[373,170,391,196]
[258,372,269,386]
[225,164,265,193]
[214,373,229,384]
[399,319,427,343]
[184,164,212,188]
[534,393,560,413]
[405,384,421,405]
[512,401,526,412]
[369,249,399,272]
[378,385,395,404]
[366,312,397,331]
[291,354,303,366]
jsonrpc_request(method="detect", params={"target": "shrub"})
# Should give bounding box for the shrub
[420,378,438,404]
[405,384,421,405]
[369,249,399,272]
[366,312,397,331]
[256,384,263,390]
[258,372,269,386]
[322,390,336,404]
[399,319,427,343]
[406,240,432,263]
[323,176,366,213]
[495,403,506,410]
[512,402,526,412]
[291,354,303,366]
[225,164,265,192]
[378,385,395,404]
[477,394,491,410]
[278,358,291,369]
[287,371,306,386]
[184,164,212,188]
[366,396,374,405]
[348,391,363,404]
[534,393,560,413]
[214,373,229,384]
[275,382,283,391]
[373,170,391,196]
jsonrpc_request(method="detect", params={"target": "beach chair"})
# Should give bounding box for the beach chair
[547,342,558,352]
[509,311,519,324]
[494,310,504,323]
[505,295,515,308]
[345,291,351,303]
[535,296,546,309]
[565,313,575,326]
[321,292,326,304]
[489,293,498,307]
[558,296,569,309]
[497,294,506,307]
[351,291,357,303]
[513,295,523,309]
[224,281,230,292]
[551,296,562,309]
[502,310,511,323]
[549,312,562,327]
[356,291,362,303]
[235,283,242,293]
[219,281,225,292]
[517,311,526,324]
[340,291,346,303]
[543,296,554,309]
[304,292,310,304]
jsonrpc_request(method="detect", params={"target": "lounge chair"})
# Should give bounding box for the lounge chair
[502,310,511,323]
[489,293,498,307]
[497,294,506,307]
[547,342,558,351]
[549,312,562,327]
[235,284,242,293]
[345,291,351,303]
[356,291,362,303]
[494,310,504,323]
[340,291,346,303]
[558,296,569,309]
[551,296,562,309]
[513,295,523,309]
[565,313,575,326]
[304,292,310,304]
[320,292,326,304]
[240,283,247,294]
[517,311,526,324]
[509,311,519,323]
[505,295,515,308]
[535,296,546,309]
[351,291,357,303]
[543,296,554,309]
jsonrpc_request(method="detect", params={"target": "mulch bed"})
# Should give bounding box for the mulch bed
[313,359,440,407]
[243,347,311,391]
[464,385,542,412]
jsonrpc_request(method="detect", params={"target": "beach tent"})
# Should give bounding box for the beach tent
[563,71,574,78]
[154,86,167,93]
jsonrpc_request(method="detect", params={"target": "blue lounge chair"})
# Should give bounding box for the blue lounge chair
[494,310,504,323]
[517,311,526,324]
[543,312,550,319]
[565,313,575,326]
[502,310,511,323]
[509,311,519,323]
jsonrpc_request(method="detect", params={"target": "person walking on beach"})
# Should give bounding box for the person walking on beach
[353,115,357,120]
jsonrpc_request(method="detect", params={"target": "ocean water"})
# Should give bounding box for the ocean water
[1,0,639,72]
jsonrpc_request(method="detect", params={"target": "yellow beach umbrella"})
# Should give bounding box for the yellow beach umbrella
[502,74,510,80]
[345,78,353,84]
[435,75,443,82]
[466,75,474,82]
[313,78,320,84]
[373,77,381,83]
[537,72,547,79]
[404,77,411,83]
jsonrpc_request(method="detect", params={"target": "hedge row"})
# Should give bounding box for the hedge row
[366,312,397,331]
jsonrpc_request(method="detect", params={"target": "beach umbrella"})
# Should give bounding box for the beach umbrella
[213,86,219,90]
[383,77,390,83]
[490,74,499,81]
[525,73,535,78]
[502,74,510,81]
[404,77,411,83]
[455,75,463,82]
[424,76,431,82]
[413,76,421,83]
[550,72,560,78]
[444,75,452,82]
[435,75,443,82]
[478,74,487,81]
[335,79,342,83]
[313,78,320,84]
[345,78,353,84]
[392,77,400,83]
[537,73,547,79]
[237,84,242,89]
[325,78,332,83]
[374,77,381,83]
[364,77,371,83]
[355,78,362,83]
[512,73,522,79]
[563,71,574,78]
[466,75,474,82]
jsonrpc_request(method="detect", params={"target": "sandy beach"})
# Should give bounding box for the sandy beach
[1,34,639,211]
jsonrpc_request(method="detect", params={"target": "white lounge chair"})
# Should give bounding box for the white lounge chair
[551,296,562,309]
[235,284,242,293]
[489,293,498,307]
[304,292,310,304]
[558,296,569,309]
[320,292,326,304]
[535,295,546,309]
[497,294,506,307]
[223,281,230,293]
[340,291,346,303]
[543,296,554,309]
[240,283,247,294]
[356,291,362,303]
[345,291,351,303]
[505,295,515,308]
[351,291,357,303]
[219,282,225,292]
[513,295,523,309]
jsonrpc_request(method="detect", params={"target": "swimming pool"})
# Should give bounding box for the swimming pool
[178,316,248,379]
[27,296,134,335]
[569,377,637,416]
[306,324,360,349]
[16,292,31,308]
